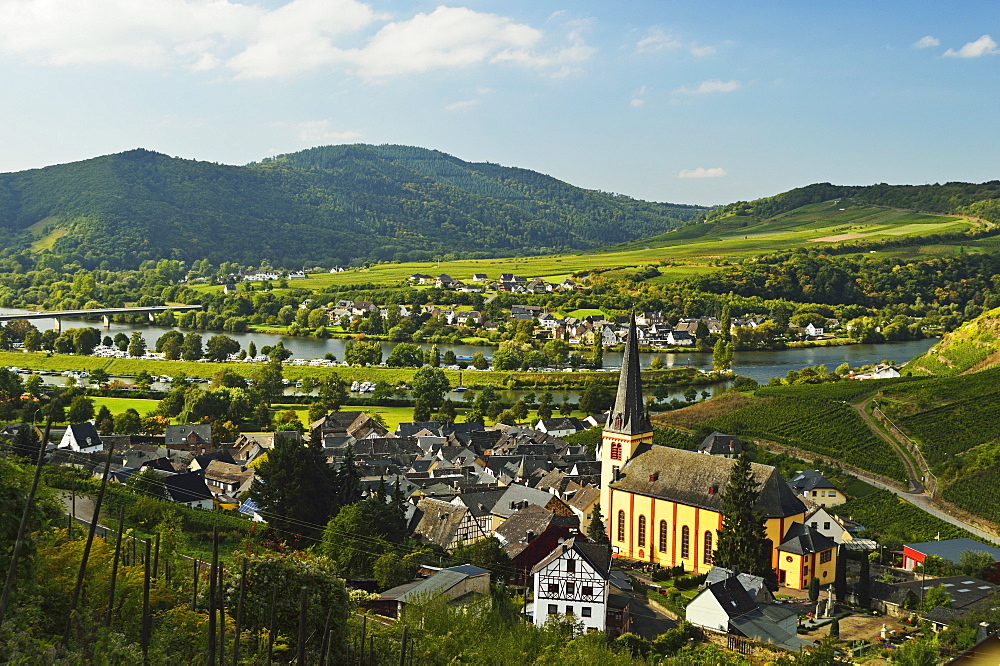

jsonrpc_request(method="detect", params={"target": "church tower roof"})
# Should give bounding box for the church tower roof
[605,313,651,436]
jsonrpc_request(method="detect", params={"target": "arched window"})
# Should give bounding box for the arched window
[680,526,690,559]
[658,520,668,553]
[610,441,622,461]
[703,531,713,564]
[637,515,646,547]
[617,510,626,542]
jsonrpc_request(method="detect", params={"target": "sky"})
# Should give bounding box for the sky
[1,0,999,205]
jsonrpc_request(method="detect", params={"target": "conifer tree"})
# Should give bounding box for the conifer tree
[713,453,771,578]
[587,503,610,552]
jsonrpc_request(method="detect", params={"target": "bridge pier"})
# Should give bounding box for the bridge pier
[53,318,61,334]
[148,312,156,323]
[103,314,111,329]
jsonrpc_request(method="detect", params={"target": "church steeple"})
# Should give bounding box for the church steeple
[605,312,651,436]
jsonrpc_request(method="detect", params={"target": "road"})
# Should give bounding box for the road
[852,398,924,494]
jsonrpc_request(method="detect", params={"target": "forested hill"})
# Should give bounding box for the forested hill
[0,145,704,269]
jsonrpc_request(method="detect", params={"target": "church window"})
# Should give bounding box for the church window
[617,510,625,542]
[637,516,646,547]
[610,441,622,461]
[681,526,690,559]
[658,520,668,553]
[703,531,713,564]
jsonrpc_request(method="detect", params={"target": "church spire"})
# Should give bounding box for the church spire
[605,312,651,435]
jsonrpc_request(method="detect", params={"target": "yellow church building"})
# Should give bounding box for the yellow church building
[599,316,837,590]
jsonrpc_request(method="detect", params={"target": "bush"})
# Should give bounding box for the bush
[673,573,707,591]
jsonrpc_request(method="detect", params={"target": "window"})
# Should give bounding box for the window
[823,522,831,530]
[812,491,818,497]
[565,582,574,595]
[658,520,668,553]
[810,522,817,529]
[681,526,690,559]
[703,531,713,564]
[617,510,626,542]
[548,604,558,615]
[638,515,646,547]
[582,586,594,597]
[548,583,558,594]
[566,606,574,615]
[821,549,833,564]
[581,607,592,618]
[610,441,622,461]
[567,558,576,573]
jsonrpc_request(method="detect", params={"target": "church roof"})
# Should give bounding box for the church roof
[605,313,651,436]
[609,445,806,518]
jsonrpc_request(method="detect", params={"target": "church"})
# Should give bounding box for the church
[599,316,837,590]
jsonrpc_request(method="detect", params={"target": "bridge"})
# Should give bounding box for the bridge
[0,305,203,332]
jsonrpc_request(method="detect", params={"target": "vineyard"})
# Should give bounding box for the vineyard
[755,376,921,402]
[830,489,980,545]
[878,367,1000,417]
[943,464,1000,524]
[897,397,1000,464]
[703,397,908,482]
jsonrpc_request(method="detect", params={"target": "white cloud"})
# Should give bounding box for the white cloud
[689,44,716,57]
[446,99,479,111]
[0,0,592,80]
[675,79,741,94]
[629,85,650,108]
[292,120,363,143]
[678,167,727,179]
[913,35,940,49]
[635,28,682,53]
[944,35,999,58]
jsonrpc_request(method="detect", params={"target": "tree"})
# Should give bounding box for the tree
[649,356,663,370]
[891,635,939,666]
[89,368,110,388]
[344,340,382,366]
[24,374,44,398]
[95,405,114,434]
[587,503,610,550]
[413,397,432,422]
[713,453,771,579]
[127,332,147,358]
[316,375,349,411]
[113,332,129,351]
[249,434,336,541]
[385,343,422,367]
[180,333,203,361]
[579,384,613,415]
[126,467,169,499]
[918,584,952,613]
[808,576,820,603]
[205,334,240,362]
[10,425,41,463]
[113,408,142,435]
[959,550,996,579]
[858,553,871,607]
[67,395,95,423]
[712,338,734,372]
[492,340,524,371]
[471,351,489,370]
[411,366,450,409]
[257,358,284,406]
[451,537,512,583]
[426,344,441,367]
[591,334,603,369]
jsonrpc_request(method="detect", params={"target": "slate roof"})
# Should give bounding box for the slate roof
[530,537,611,577]
[787,470,838,494]
[730,607,813,652]
[905,539,1000,565]
[192,449,236,470]
[777,522,837,555]
[165,423,212,446]
[382,564,490,604]
[493,484,558,519]
[494,505,571,555]
[610,445,806,518]
[703,567,772,602]
[698,431,743,456]
[890,575,999,611]
[163,473,214,503]
[453,489,507,518]
[566,485,601,513]
[605,313,651,436]
[703,577,758,619]
[66,423,102,449]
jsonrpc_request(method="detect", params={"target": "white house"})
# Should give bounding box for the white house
[804,323,825,337]
[59,423,103,454]
[531,537,611,632]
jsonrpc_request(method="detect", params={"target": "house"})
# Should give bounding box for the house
[59,423,103,454]
[787,470,845,507]
[534,417,587,439]
[203,460,253,495]
[471,273,488,282]
[412,497,488,549]
[189,448,237,472]
[163,472,214,509]
[601,315,828,590]
[804,323,825,337]
[532,537,611,632]
[853,364,901,380]
[775,522,838,589]
[804,507,856,544]
[901,539,1000,581]
[564,484,601,533]
[686,577,811,652]
[377,564,492,618]
[165,424,212,448]
[494,504,582,582]
[872,575,999,623]
[667,330,694,346]
[702,566,774,603]
[697,431,743,458]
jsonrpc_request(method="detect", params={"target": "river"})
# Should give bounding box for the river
[0,308,936,386]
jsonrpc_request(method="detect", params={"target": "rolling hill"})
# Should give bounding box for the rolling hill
[904,306,1000,376]
[0,145,705,269]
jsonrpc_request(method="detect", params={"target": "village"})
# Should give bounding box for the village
[38,317,995,663]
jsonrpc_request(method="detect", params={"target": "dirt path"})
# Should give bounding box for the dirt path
[852,398,923,494]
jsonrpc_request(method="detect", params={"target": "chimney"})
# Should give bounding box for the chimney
[526,530,535,542]
[978,622,993,644]
[708,486,717,496]
[649,472,659,482]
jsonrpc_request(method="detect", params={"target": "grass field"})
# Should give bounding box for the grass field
[91,397,161,417]
[267,202,979,291]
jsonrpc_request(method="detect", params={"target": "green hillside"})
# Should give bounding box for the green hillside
[0,146,704,269]
[904,306,1000,376]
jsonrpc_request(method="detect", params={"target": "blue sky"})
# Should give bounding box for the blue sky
[1,0,998,205]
